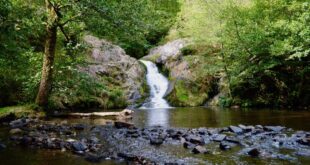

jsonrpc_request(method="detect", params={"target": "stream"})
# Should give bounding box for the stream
[0,61,309,164]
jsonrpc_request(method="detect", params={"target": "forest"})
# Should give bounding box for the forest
[0,0,309,164]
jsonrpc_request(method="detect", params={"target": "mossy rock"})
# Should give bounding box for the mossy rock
[166,77,216,107]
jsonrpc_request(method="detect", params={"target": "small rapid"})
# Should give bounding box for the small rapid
[140,60,171,109]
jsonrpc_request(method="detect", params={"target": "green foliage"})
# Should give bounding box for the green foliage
[84,0,180,58]
[0,0,179,109]
[220,0,310,107]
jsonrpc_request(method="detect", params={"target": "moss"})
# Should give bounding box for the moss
[143,53,161,63]
[166,78,213,107]
[0,105,45,120]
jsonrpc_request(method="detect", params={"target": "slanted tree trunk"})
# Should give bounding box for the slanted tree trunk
[36,0,58,106]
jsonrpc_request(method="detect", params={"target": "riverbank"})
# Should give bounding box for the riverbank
[0,115,310,164]
[0,105,45,122]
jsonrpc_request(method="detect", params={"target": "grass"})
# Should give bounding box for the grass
[0,105,45,119]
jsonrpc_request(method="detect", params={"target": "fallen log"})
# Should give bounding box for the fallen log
[68,109,133,118]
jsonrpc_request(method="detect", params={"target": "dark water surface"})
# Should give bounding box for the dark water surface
[133,107,310,131]
[0,107,309,165]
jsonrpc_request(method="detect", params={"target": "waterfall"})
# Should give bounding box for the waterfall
[140,60,171,109]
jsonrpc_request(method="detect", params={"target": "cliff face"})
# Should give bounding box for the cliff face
[143,39,217,107]
[82,35,147,104]
[50,35,147,109]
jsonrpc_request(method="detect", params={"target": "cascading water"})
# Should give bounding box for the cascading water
[140,60,171,109]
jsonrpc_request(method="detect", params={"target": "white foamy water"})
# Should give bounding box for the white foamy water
[140,60,171,109]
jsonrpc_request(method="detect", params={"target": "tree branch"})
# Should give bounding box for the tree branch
[58,24,70,42]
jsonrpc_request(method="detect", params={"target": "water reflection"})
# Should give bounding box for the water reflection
[146,108,170,127]
[133,107,310,130]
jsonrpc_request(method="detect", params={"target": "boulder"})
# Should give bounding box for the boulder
[9,128,22,134]
[72,141,87,152]
[183,141,196,149]
[229,126,243,134]
[150,138,164,145]
[213,134,226,142]
[264,126,285,132]
[248,148,260,157]
[0,142,6,150]
[85,153,103,163]
[219,141,236,151]
[192,146,209,154]
[297,138,310,146]
[187,135,205,145]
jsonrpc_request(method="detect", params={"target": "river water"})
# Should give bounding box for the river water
[0,107,310,165]
[0,61,309,164]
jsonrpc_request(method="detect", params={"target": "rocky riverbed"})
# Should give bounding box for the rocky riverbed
[1,117,310,164]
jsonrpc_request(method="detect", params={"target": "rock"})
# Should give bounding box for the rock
[183,142,195,149]
[225,136,240,144]
[127,129,138,135]
[192,146,209,154]
[213,134,226,142]
[20,136,33,146]
[295,150,310,157]
[89,136,99,144]
[117,153,138,161]
[219,141,236,151]
[72,142,87,152]
[229,126,243,134]
[255,125,264,129]
[0,143,6,150]
[9,119,27,128]
[297,138,310,146]
[264,126,285,132]
[150,138,164,145]
[9,128,22,134]
[10,135,20,141]
[187,135,205,145]
[114,121,134,129]
[248,148,260,157]
[85,153,103,163]
[82,35,146,105]
[198,128,207,135]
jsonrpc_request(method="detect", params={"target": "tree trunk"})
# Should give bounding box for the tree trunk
[35,0,58,106]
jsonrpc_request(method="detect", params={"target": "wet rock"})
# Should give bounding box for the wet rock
[114,121,134,129]
[264,126,285,132]
[9,128,23,134]
[150,138,164,145]
[213,134,226,142]
[72,141,87,151]
[255,125,264,129]
[85,153,103,163]
[295,150,310,157]
[198,128,207,135]
[21,136,33,146]
[207,128,219,135]
[9,119,27,128]
[0,142,6,150]
[89,136,99,144]
[192,146,209,154]
[248,148,260,157]
[297,138,310,146]
[183,141,195,149]
[229,126,243,134]
[225,136,240,144]
[170,131,183,140]
[117,153,138,161]
[187,135,204,145]
[239,125,254,132]
[219,141,236,150]
[10,135,20,141]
